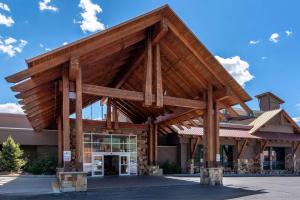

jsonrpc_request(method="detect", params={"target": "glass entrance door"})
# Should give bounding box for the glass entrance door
[119,154,130,176]
[92,154,103,176]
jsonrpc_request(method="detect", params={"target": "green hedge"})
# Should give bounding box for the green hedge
[24,156,57,175]
[160,160,181,174]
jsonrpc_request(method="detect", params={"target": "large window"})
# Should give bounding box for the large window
[83,134,137,176]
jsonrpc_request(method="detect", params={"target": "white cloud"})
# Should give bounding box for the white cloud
[45,48,51,51]
[39,0,58,12]
[293,117,300,123]
[249,40,259,45]
[269,33,280,43]
[215,56,254,87]
[39,43,44,48]
[62,41,68,45]
[0,13,14,27]
[0,37,28,57]
[0,2,10,12]
[78,0,105,33]
[0,103,24,114]
[261,56,267,60]
[285,30,293,37]
[296,103,300,110]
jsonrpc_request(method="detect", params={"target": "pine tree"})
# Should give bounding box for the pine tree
[0,136,26,172]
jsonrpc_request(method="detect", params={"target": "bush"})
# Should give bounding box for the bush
[25,156,57,175]
[0,136,26,172]
[161,160,181,174]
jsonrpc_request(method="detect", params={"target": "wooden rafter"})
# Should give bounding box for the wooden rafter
[237,139,248,159]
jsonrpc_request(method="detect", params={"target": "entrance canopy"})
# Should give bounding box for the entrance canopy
[6,5,251,132]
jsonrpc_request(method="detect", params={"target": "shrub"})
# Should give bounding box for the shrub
[0,136,26,172]
[25,156,57,175]
[161,160,181,174]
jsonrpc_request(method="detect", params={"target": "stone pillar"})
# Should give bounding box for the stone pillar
[260,153,264,174]
[147,165,161,176]
[57,171,87,192]
[187,159,194,174]
[200,167,223,186]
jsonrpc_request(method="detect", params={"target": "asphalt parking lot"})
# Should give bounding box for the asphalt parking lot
[0,176,299,200]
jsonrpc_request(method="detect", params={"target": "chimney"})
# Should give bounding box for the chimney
[255,92,285,111]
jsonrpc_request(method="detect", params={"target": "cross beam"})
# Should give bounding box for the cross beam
[82,84,206,109]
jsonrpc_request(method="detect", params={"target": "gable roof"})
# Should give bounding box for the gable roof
[6,5,251,130]
[249,109,300,134]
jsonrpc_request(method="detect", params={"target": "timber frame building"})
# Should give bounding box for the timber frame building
[6,5,292,189]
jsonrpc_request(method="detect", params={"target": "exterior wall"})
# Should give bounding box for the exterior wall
[0,129,57,146]
[157,146,177,165]
[258,95,281,111]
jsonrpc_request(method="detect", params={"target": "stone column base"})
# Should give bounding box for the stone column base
[147,165,162,176]
[57,171,87,192]
[200,167,223,186]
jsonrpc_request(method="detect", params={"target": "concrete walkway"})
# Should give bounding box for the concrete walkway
[0,176,55,195]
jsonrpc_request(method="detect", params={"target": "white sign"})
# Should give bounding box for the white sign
[216,154,221,162]
[63,151,71,162]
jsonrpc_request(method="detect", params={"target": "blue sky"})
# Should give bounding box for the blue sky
[0,0,299,122]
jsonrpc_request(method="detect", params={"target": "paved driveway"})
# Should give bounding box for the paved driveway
[0,176,55,195]
[1,176,300,200]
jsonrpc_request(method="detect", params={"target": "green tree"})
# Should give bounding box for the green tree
[0,136,26,172]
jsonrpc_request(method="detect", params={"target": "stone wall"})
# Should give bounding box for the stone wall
[57,171,87,192]
[235,158,261,174]
[200,167,223,186]
[137,131,148,175]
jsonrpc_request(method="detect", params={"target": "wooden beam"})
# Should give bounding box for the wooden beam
[69,57,80,81]
[168,22,225,86]
[152,18,168,45]
[57,115,62,167]
[7,14,161,83]
[154,124,158,165]
[62,65,70,168]
[148,118,153,165]
[75,58,83,169]
[259,140,267,154]
[293,142,300,154]
[106,98,112,130]
[213,86,232,102]
[144,31,153,106]
[11,67,61,92]
[113,104,119,129]
[237,139,247,159]
[191,137,201,159]
[154,43,163,107]
[82,84,206,109]
[5,68,30,83]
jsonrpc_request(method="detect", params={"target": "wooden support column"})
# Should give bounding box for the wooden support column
[154,43,163,107]
[74,57,83,170]
[107,98,112,130]
[144,31,153,106]
[113,104,119,129]
[148,118,153,165]
[57,115,62,167]
[204,84,215,167]
[214,102,220,166]
[62,65,70,168]
[154,124,158,165]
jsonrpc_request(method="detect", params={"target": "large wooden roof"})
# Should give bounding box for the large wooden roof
[6,5,251,131]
